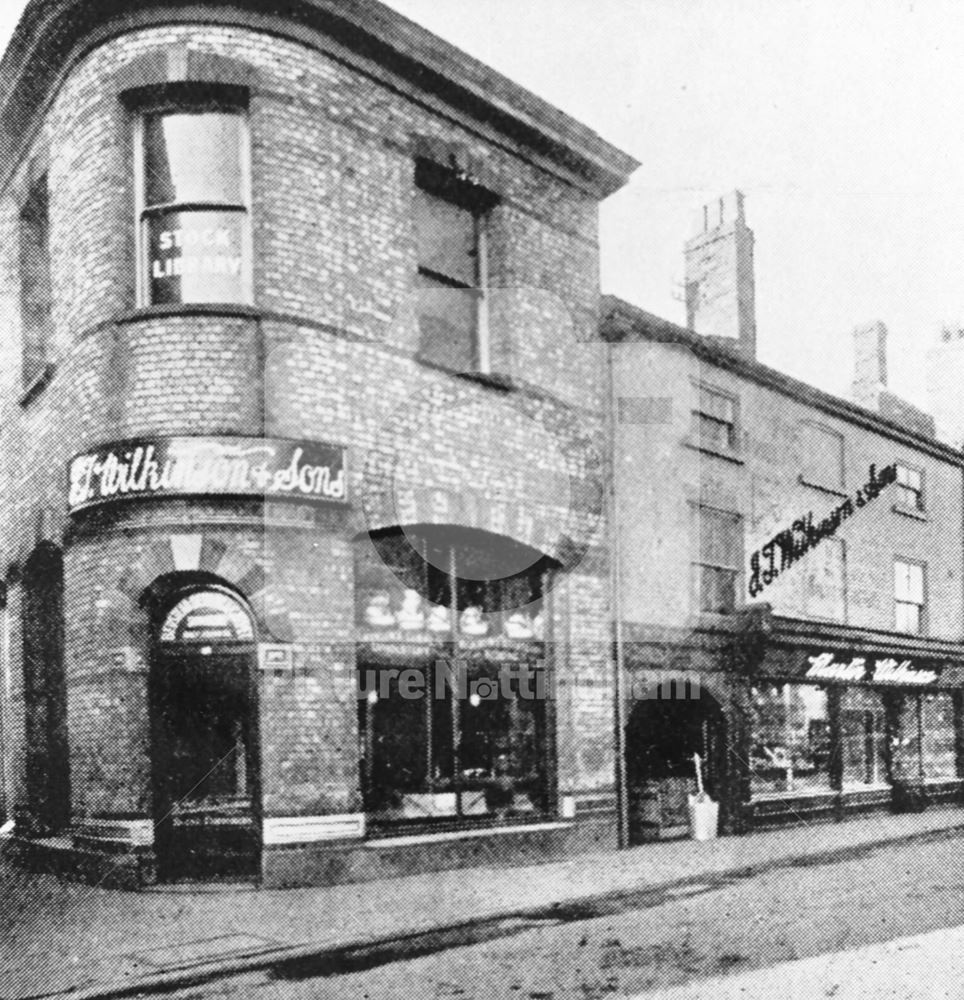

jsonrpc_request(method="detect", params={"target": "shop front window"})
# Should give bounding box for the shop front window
[750,684,831,796]
[922,693,957,779]
[137,107,250,306]
[841,688,888,787]
[356,529,552,826]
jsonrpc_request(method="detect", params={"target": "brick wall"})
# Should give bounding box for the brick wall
[0,23,616,834]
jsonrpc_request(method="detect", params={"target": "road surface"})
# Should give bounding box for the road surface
[168,831,964,999]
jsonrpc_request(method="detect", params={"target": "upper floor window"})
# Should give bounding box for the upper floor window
[693,384,738,453]
[894,559,925,634]
[800,422,845,491]
[136,105,251,306]
[692,506,742,614]
[414,159,493,374]
[895,463,925,512]
[19,174,53,388]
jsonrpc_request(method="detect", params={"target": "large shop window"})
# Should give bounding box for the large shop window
[894,559,926,635]
[692,507,742,614]
[356,529,552,828]
[893,692,957,781]
[415,159,494,374]
[750,684,831,796]
[841,687,888,788]
[19,175,53,388]
[137,105,251,306]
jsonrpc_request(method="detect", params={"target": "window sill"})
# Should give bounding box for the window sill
[416,355,514,391]
[115,302,261,324]
[683,438,744,465]
[750,788,836,802]
[798,475,847,497]
[365,820,571,848]
[892,503,928,522]
[19,362,56,407]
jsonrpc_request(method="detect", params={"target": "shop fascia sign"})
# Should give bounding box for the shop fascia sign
[68,436,347,512]
[748,462,897,598]
[805,652,939,686]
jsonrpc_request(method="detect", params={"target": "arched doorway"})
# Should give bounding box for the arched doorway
[625,688,727,844]
[148,584,260,880]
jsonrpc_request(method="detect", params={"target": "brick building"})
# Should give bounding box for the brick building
[604,195,964,842]
[0,0,638,885]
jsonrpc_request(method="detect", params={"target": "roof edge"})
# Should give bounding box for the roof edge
[601,294,964,467]
[0,0,640,198]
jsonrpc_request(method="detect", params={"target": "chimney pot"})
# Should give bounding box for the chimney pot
[684,189,756,358]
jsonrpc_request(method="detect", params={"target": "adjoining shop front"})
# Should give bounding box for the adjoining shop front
[621,612,964,844]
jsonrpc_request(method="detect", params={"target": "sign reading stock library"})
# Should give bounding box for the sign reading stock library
[68,436,347,512]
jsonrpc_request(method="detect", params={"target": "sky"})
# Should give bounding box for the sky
[1,1,962,409]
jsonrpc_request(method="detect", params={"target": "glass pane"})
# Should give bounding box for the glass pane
[459,662,546,817]
[145,112,243,206]
[417,278,478,371]
[698,509,741,567]
[892,695,922,780]
[415,188,477,286]
[698,565,736,613]
[365,669,430,808]
[841,688,887,787]
[698,414,734,450]
[699,387,735,422]
[801,424,844,488]
[896,601,921,634]
[147,210,246,304]
[750,684,831,795]
[922,693,957,779]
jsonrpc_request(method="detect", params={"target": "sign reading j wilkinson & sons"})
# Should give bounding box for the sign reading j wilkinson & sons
[68,436,347,512]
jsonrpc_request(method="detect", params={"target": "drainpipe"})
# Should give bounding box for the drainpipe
[605,337,629,848]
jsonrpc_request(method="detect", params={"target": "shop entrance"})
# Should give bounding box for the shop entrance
[149,587,260,881]
[625,689,726,844]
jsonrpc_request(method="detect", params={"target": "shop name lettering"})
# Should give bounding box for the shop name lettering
[748,463,897,598]
[68,437,346,511]
[153,227,242,279]
[806,652,938,686]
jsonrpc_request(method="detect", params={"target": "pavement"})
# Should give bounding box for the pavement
[2,807,964,1000]
[649,924,964,1000]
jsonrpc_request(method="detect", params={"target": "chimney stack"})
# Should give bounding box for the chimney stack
[852,321,888,411]
[684,190,756,359]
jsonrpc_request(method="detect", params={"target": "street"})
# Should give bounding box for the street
[155,831,964,1000]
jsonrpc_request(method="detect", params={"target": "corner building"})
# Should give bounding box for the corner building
[0,1,638,885]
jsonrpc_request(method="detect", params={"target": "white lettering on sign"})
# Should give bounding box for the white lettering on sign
[160,590,255,643]
[874,658,938,686]
[158,228,233,251]
[806,653,867,683]
[152,256,243,278]
[68,437,347,512]
[805,651,938,686]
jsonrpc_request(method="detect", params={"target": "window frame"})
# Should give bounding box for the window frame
[799,420,846,493]
[894,557,927,636]
[133,95,254,309]
[690,381,740,457]
[690,503,743,615]
[19,172,54,391]
[355,529,554,832]
[894,462,925,514]
[414,158,495,375]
